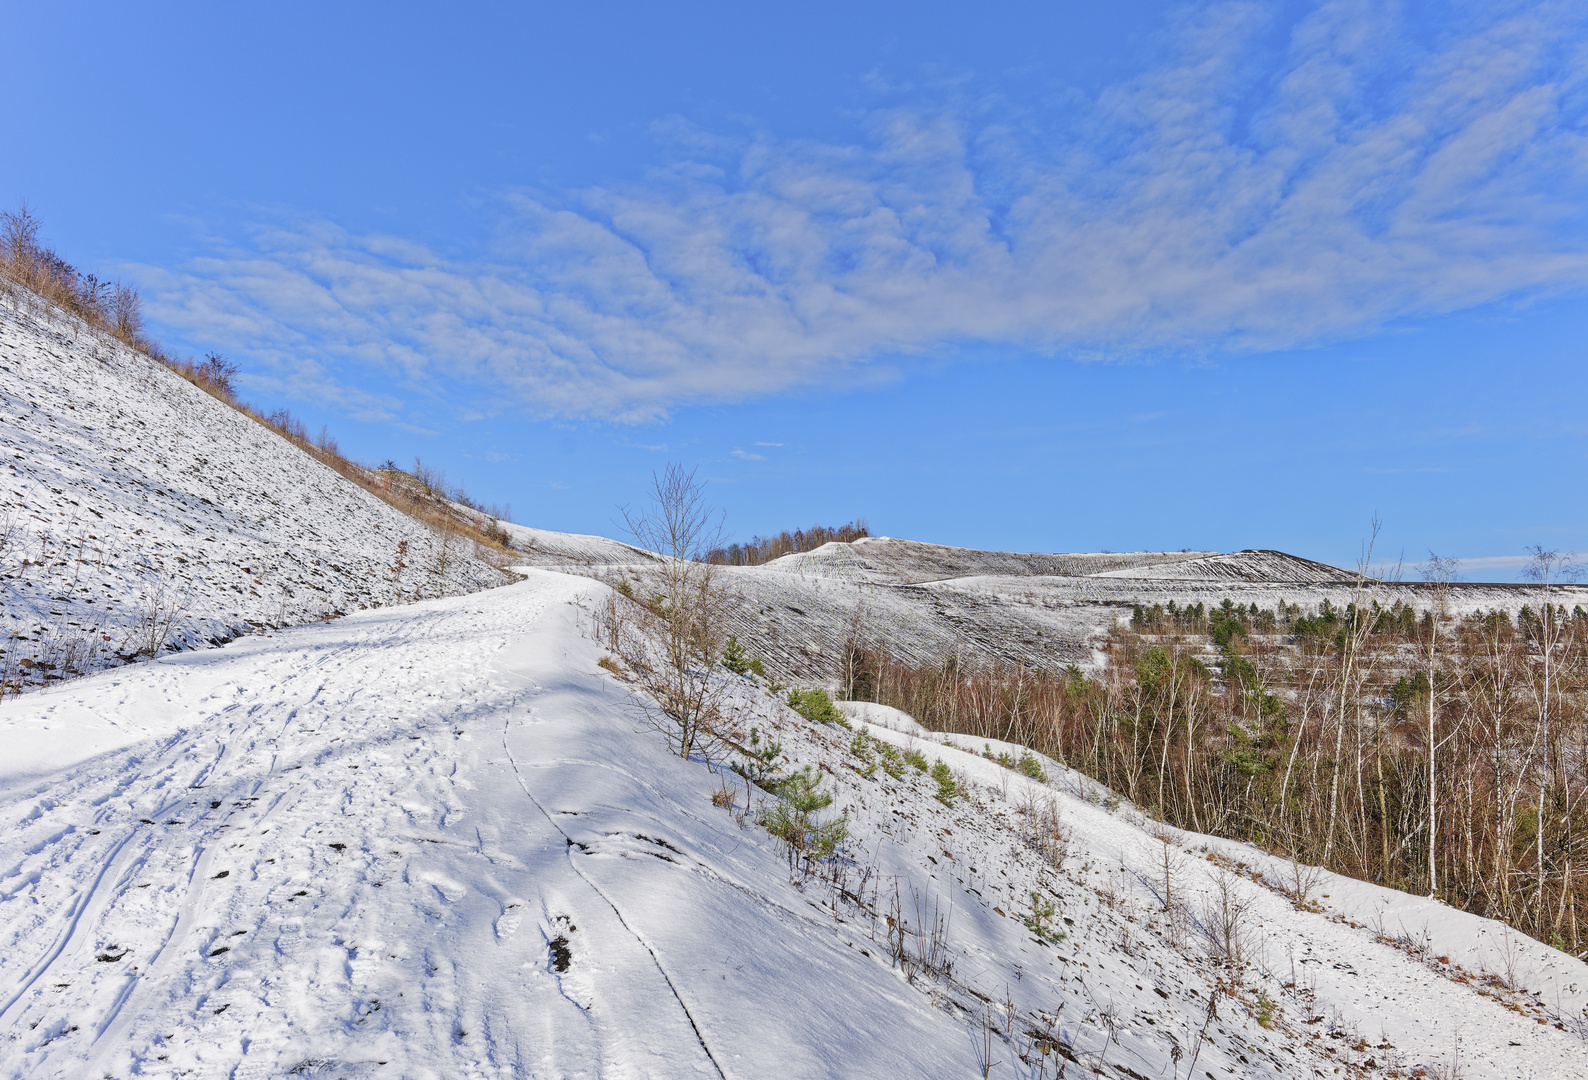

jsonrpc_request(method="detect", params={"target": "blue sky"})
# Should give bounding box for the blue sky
[7,1,1586,578]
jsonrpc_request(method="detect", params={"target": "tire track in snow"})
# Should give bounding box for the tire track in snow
[0,602,487,1071]
[0,826,140,1028]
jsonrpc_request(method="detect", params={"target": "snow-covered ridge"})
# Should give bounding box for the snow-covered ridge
[704,547,1586,684]
[0,295,510,690]
[1091,549,1363,584]
[495,519,658,567]
[770,535,1216,584]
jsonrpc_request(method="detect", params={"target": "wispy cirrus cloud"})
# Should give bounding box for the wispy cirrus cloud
[139,1,1588,422]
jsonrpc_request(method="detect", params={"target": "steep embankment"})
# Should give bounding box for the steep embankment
[1,572,1581,1078]
[0,295,510,690]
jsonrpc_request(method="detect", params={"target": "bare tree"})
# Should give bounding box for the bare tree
[1325,520,1384,864]
[0,204,42,273]
[1522,546,1577,914]
[1420,552,1461,894]
[618,464,735,759]
[133,575,188,660]
[429,524,460,592]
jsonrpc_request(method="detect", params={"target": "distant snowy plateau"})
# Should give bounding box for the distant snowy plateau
[2,295,1586,1078]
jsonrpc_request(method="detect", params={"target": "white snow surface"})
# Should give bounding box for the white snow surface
[1090,550,1361,584]
[3,570,1584,1079]
[770,537,1215,585]
[0,296,509,687]
[491,520,656,569]
[835,700,928,737]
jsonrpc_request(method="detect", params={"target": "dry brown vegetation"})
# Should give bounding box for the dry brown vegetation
[0,205,516,558]
[844,564,1588,957]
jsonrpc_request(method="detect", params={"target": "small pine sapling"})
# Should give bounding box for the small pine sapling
[758,766,849,873]
[786,687,850,728]
[850,730,877,778]
[878,741,906,779]
[721,635,753,675]
[905,747,929,773]
[1254,990,1276,1029]
[1022,891,1065,943]
[731,726,784,787]
[930,759,960,805]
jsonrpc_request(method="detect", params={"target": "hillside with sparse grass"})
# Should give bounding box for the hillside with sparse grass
[0,292,514,696]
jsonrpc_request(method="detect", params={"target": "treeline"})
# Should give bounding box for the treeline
[843,586,1588,957]
[707,520,869,566]
[0,206,512,554]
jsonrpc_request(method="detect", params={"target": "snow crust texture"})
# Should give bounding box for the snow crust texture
[0,298,509,687]
[2,572,1584,1079]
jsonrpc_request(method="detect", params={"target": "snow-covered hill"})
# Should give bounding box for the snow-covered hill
[716,540,1587,682]
[2,572,1582,1078]
[496,519,658,568]
[1091,549,1362,584]
[0,295,510,692]
[770,536,1214,584]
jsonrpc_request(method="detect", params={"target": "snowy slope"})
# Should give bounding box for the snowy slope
[495,520,658,568]
[1091,550,1362,584]
[707,540,1588,682]
[771,537,1213,585]
[0,296,510,690]
[2,570,1582,1078]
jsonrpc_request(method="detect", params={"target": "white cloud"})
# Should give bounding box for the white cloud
[138,1,1588,421]
[1455,555,1532,569]
[731,448,765,460]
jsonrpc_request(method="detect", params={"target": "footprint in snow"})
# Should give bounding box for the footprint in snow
[494,899,525,941]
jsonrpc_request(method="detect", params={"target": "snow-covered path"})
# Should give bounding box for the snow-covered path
[0,571,985,1078]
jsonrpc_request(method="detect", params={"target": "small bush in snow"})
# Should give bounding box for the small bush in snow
[731,726,783,788]
[1022,891,1065,943]
[929,759,960,805]
[878,741,906,779]
[850,730,877,778]
[721,635,764,678]
[905,747,929,773]
[758,766,849,872]
[787,687,848,728]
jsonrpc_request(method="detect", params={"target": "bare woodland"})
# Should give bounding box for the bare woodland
[843,550,1588,957]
